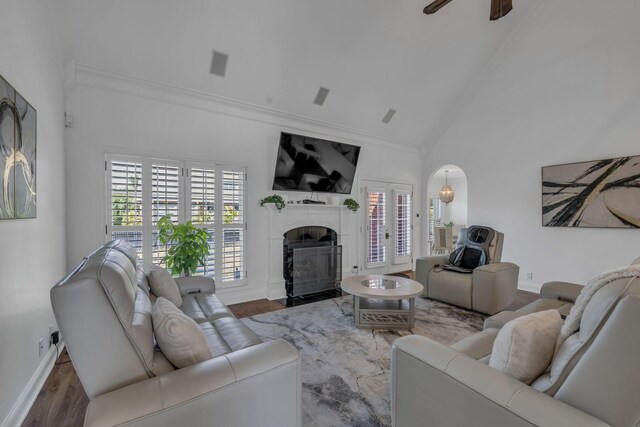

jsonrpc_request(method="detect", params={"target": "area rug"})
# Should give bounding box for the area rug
[241,296,485,427]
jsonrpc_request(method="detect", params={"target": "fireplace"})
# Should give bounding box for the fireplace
[283,226,342,299]
[264,203,351,300]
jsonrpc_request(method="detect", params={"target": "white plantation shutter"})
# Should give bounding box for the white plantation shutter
[220,169,245,282]
[105,155,247,285]
[107,158,144,265]
[366,189,386,266]
[393,190,412,264]
[428,196,442,241]
[189,167,216,277]
[151,162,182,267]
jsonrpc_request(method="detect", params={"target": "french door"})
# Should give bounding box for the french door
[361,181,413,274]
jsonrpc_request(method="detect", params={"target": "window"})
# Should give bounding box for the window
[109,160,144,265]
[367,190,386,265]
[106,155,247,285]
[394,190,411,261]
[428,196,442,241]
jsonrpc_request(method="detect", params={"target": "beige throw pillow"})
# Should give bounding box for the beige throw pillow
[152,297,213,368]
[148,265,182,307]
[489,309,562,385]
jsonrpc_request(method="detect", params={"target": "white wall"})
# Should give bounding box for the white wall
[0,1,67,425]
[423,0,640,292]
[65,68,422,304]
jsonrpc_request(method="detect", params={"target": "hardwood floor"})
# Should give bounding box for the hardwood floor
[21,348,89,427]
[21,289,536,426]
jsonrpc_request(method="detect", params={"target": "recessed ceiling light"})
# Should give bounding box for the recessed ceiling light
[382,109,397,124]
[313,87,330,106]
[209,50,229,77]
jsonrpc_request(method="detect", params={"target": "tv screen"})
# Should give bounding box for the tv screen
[272,132,361,194]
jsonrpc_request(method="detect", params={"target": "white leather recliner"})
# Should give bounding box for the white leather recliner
[51,240,301,427]
[416,227,520,315]
[392,267,640,426]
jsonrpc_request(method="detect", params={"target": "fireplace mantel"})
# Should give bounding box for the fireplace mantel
[264,203,354,299]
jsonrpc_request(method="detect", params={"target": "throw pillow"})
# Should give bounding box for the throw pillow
[147,265,183,307]
[489,309,562,385]
[152,297,213,368]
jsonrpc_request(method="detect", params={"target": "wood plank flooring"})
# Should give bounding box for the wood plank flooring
[22,287,537,427]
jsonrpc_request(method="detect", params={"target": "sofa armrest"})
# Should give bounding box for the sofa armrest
[471,262,520,315]
[174,275,216,296]
[391,336,609,427]
[85,339,301,427]
[540,281,583,304]
[415,255,449,296]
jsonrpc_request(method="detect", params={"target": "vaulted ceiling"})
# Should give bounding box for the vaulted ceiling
[54,0,540,150]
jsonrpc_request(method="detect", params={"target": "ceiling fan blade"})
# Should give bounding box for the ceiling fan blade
[423,0,454,15]
[490,0,513,20]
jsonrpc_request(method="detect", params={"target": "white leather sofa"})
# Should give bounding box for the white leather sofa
[483,280,583,330]
[416,227,519,314]
[391,272,640,426]
[51,240,301,427]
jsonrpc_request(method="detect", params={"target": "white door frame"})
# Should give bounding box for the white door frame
[359,179,413,275]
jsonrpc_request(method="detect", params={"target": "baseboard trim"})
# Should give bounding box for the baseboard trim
[1,342,65,427]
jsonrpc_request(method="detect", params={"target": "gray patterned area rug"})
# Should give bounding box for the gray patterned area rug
[241,296,485,427]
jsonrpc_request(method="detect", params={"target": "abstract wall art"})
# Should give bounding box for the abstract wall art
[0,74,37,220]
[542,155,640,228]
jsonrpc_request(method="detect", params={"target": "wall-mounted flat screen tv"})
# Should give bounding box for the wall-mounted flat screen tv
[272,132,361,194]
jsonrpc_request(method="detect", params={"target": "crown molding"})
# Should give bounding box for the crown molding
[65,62,422,155]
[422,0,550,156]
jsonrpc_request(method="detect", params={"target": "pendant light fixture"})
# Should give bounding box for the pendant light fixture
[439,170,455,205]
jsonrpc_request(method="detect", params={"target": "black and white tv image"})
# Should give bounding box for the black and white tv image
[272,132,361,194]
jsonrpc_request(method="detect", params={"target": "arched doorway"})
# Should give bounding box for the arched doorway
[426,165,468,254]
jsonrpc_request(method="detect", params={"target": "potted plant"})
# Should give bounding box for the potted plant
[157,215,211,276]
[444,221,455,227]
[344,198,360,212]
[260,194,286,212]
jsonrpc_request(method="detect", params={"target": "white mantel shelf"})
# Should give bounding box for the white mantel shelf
[263,203,349,210]
[263,202,356,300]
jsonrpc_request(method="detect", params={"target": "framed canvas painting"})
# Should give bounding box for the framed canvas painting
[0,74,37,220]
[542,156,640,228]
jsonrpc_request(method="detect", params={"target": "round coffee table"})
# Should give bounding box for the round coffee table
[341,275,424,330]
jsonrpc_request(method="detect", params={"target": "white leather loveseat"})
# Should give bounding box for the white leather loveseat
[51,240,301,427]
[391,267,640,426]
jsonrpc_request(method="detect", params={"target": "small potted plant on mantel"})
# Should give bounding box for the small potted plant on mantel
[344,198,359,212]
[260,194,286,212]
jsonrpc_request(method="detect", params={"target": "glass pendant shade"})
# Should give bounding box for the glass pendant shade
[438,170,455,204]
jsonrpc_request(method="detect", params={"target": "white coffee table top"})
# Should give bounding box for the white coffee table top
[341,275,424,300]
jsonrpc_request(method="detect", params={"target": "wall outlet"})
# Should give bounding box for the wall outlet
[38,338,44,358]
[526,272,534,280]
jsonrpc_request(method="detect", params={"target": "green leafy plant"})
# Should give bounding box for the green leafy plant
[157,215,211,276]
[444,221,455,227]
[344,198,360,212]
[260,194,286,211]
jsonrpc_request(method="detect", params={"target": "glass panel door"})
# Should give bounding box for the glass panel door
[366,188,387,269]
[362,181,413,274]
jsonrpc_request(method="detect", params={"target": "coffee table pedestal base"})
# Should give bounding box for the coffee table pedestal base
[353,296,416,330]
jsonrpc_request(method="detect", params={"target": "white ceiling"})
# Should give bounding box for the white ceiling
[54,0,539,149]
